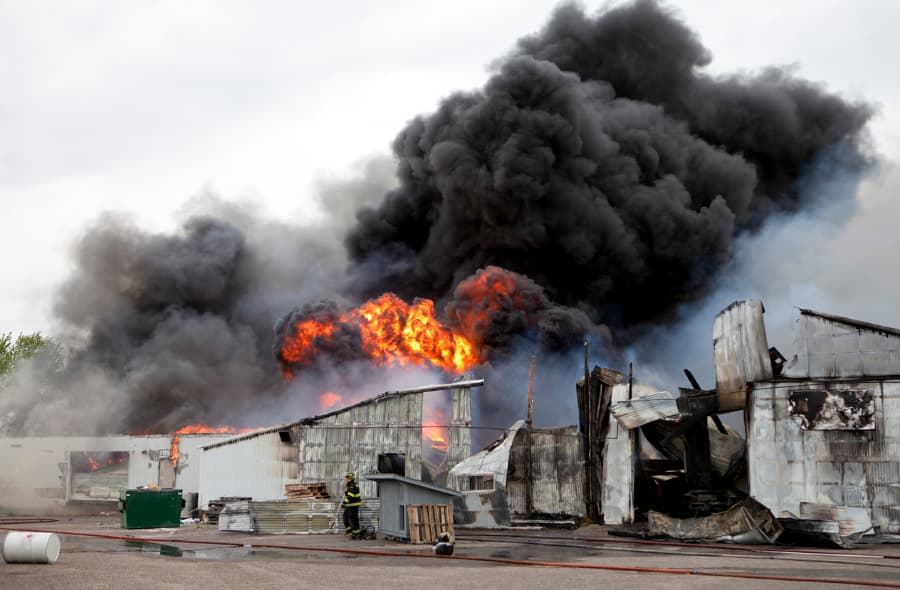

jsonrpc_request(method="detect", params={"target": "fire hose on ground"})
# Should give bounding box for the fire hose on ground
[2,526,900,588]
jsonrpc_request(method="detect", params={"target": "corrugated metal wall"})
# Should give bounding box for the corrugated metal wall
[783,313,900,378]
[199,431,297,509]
[748,379,900,533]
[506,426,584,517]
[713,300,773,411]
[298,393,424,499]
[448,386,471,471]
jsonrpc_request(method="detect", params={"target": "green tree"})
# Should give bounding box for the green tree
[0,332,58,376]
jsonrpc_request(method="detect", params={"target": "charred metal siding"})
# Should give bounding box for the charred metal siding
[448,385,472,471]
[298,392,423,499]
[783,310,900,378]
[748,379,900,533]
[506,426,584,518]
[199,430,297,509]
[713,300,773,411]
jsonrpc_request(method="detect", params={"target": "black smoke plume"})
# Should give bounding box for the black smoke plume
[346,0,871,331]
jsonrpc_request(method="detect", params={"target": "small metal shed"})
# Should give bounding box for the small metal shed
[365,473,461,540]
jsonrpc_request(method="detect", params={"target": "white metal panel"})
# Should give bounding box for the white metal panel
[601,383,635,525]
[172,434,232,493]
[199,431,290,509]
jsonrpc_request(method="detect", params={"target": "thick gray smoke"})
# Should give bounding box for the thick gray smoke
[0,194,359,435]
[346,0,871,331]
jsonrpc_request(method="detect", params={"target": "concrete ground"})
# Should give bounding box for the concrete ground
[2,515,899,589]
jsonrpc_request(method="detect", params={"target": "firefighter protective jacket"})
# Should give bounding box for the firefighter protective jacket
[343,481,361,507]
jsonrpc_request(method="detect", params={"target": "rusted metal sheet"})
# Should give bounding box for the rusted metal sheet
[610,391,679,430]
[506,425,584,518]
[747,380,900,534]
[783,309,900,378]
[647,498,783,544]
[789,389,875,430]
[713,300,773,411]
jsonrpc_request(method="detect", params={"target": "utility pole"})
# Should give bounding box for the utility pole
[525,354,536,515]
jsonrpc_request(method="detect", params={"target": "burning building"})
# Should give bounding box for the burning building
[448,420,584,527]
[0,433,234,514]
[0,1,880,538]
[198,379,479,511]
[595,300,900,543]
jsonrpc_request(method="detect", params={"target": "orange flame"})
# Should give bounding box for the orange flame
[82,451,100,472]
[448,265,543,346]
[422,408,449,453]
[319,391,343,410]
[280,293,478,376]
[169,423,254,468]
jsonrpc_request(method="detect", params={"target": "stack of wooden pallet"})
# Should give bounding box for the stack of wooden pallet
[406,504,454,544]
[284,482,330,500]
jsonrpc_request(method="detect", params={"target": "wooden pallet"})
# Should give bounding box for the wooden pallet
[406,504,453,544]
[284,482,330,500]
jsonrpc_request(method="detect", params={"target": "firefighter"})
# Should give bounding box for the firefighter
[342,471,362,538]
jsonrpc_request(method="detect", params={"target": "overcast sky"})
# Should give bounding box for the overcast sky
[2,0,900,341]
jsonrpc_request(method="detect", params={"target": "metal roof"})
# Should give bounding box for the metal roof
[201,379,484,450]
[797,308,900,338]
[364,473,462,497]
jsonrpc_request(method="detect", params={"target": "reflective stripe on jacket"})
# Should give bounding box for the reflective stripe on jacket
[343,481,361,507]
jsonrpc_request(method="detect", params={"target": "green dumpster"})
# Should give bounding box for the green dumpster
[119,488,184,529]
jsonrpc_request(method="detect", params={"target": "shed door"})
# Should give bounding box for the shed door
[158,459,176,488]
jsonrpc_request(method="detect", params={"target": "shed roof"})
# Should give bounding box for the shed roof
[364,473,462,497]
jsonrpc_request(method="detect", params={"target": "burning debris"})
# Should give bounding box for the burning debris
[0,0,872,441]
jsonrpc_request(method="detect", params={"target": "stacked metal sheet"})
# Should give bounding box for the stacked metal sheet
[217,499,380,534]
[218,500,253,532]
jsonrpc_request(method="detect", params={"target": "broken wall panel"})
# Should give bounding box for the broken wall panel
[748,380,900,534]
[506,426,584,518]
[788,389,875,430]
[448,421,521,527]
[713,300,773,412]
[610,391,680,430]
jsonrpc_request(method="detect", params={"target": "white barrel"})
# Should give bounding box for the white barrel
[2,532,61,564]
